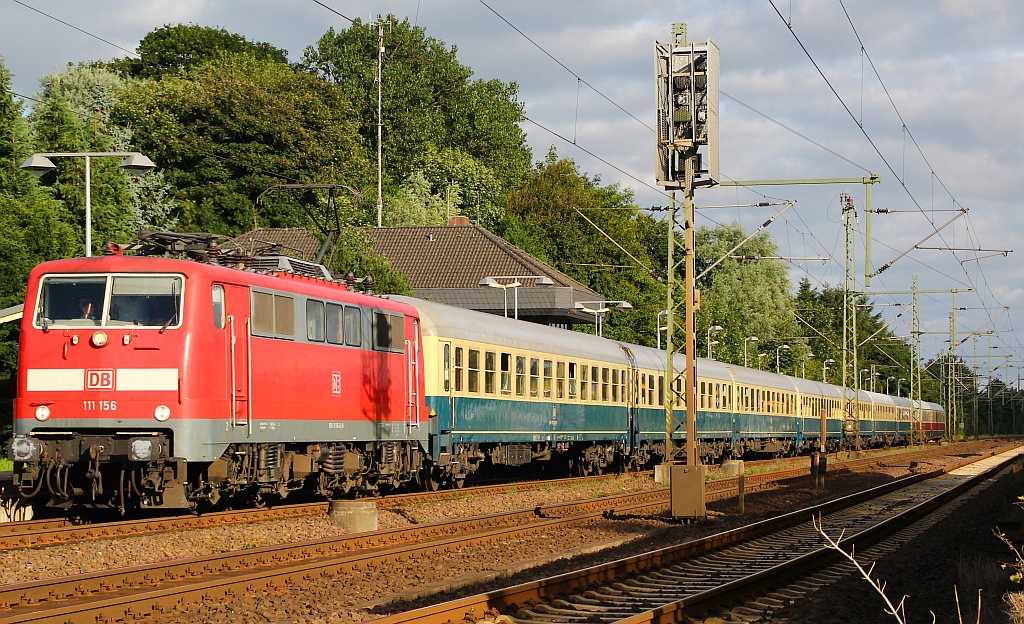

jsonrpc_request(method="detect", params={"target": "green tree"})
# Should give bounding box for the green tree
[113,53,373,235]
[113,24,289,79]
[694,222,806,371]
[27,73,136,254]
[499,151,663,345]
[300,17,531,193]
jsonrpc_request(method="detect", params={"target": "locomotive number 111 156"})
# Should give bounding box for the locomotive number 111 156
[83,400,117,411]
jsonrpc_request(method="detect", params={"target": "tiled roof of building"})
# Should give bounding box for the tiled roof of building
[368,224,597,294]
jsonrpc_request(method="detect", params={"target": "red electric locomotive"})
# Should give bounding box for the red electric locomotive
[8,248,430,513]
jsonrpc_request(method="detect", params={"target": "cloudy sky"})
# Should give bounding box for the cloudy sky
[3,0,1023,378]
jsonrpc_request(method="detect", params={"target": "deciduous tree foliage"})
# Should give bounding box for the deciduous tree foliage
[0,59,80,438]
[113,24,289,79]
[498,151,664,345]
[113,53,374,235]
[694,222,806,371]
[300,17,531,193]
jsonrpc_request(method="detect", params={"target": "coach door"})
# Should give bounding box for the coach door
[215,283,251,436]
[440,341,454,431]
[620,346,639,455]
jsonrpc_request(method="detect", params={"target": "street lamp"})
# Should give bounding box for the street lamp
[21,151,156,257]
[656,310,668,349]
[823,358,836,383]
[803,352,815,379]
[897,377,906,397]
[743,336,758,368]
[871,371,881,393]
[479,275,553,319]
[758,352,768,370]
[886,376,896,395]
[574,300,631,337]
[860,369,869,390]
[706,325,723,359]
[776,344,790,374]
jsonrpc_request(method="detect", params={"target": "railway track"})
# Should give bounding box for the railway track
[0,441,1002,550]
[0,443,1010,623]
[367,447,1022,624]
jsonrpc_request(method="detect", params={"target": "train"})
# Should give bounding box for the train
[6,248,944,513]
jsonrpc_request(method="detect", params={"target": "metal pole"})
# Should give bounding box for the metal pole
[84,155,91,257]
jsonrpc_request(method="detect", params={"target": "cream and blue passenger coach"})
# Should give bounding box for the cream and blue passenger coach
[396,297,942,480]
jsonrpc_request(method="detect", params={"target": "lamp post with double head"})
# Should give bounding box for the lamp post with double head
[886,376,896,395]
[776,344,790,374]
[706,325,723,359]
[897,377,906,397]
[743,336,758,368]
[803,352,815,379]
[656,310,668,349]
[574,300,632,337]
[21,152,156,257]
[823,358,836,383]
[479,275,553,319]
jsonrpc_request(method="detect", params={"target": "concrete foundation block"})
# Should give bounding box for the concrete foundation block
[328,500,378,533]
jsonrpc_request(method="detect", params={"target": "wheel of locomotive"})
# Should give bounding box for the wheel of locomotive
[454,476,466,489]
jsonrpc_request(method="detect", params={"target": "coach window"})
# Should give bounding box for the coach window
[530,358,540,397]
[516,356,526,396]
[620,370,627,404]
[611,369,620,403]
[649,375,656,405]
[556,361,566,399]
[658,376,664,406]
[485,351,496,394]
[344,306,361,347]
[699,381,705,409]
[468,349,481,393]
[568,362,578,398]
[580,365,589,401]
[543,360,553,398]
[306,300,325,342]
[454,347,464,392]
[600,368,609,402]
[591,366,600,399]
[326,304,343,345]
[500,353,512,394]
[212,285,225,329]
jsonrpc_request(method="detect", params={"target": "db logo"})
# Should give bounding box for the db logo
[86,369,115,390]
[331,372,342,396]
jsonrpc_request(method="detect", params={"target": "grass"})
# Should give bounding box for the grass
[0,459,11,472]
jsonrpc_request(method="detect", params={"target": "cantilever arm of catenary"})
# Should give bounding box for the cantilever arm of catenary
[695,201,796,281]
[868,208,967,277]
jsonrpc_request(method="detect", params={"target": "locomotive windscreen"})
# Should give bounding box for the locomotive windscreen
[34,274,183,329]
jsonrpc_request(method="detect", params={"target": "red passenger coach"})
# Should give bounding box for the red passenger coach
[9,252,429,513]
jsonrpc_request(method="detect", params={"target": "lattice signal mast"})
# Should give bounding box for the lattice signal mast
[655,24,719,519]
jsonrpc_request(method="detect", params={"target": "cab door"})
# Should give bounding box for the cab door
[215,283,251,436]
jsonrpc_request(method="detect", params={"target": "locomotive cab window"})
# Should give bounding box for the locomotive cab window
[373,311,405,352]
[34,274,183,330]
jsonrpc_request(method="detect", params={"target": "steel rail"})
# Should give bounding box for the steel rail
[366,448,1021,624]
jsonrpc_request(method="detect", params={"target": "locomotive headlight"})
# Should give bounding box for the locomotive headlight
[9,436,41,462]
[91,331,109,347]
[34,405,50,421]
[153,405,171,421]
[129,438,163,462]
